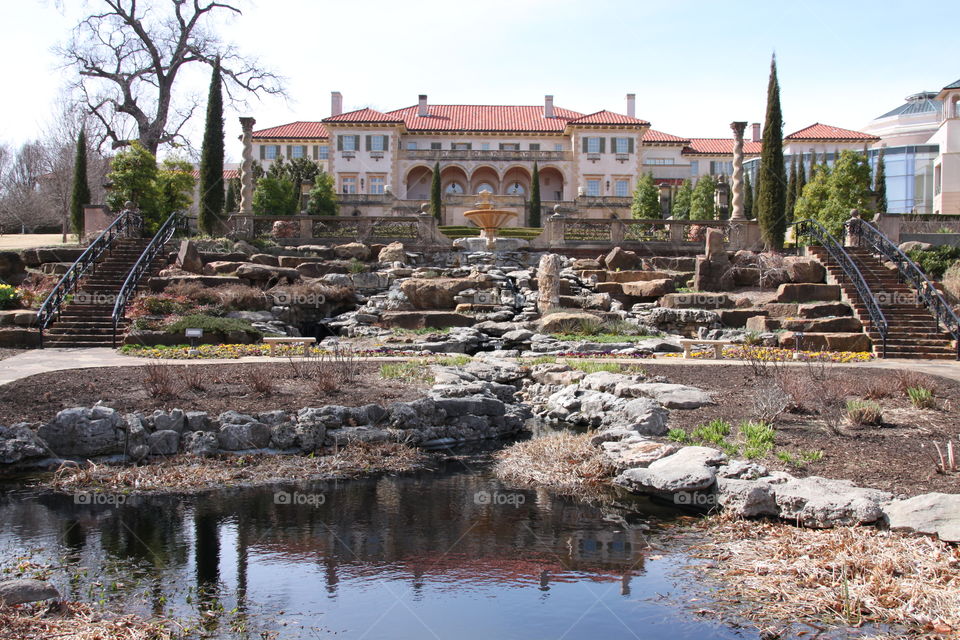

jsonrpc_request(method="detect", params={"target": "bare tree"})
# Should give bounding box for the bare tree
[59,0,284,154]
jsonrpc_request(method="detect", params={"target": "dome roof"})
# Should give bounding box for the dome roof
[876,92,942,119]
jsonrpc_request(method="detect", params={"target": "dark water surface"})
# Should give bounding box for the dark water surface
[0,462,756,639]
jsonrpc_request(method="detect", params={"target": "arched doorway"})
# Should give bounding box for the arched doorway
[440,166,469,197]
[502,166,531,196]
[538,166,565,201]
[404,165,433,200]
[470,166,500,195]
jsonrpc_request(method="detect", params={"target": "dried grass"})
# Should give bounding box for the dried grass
[179,365,207,392]
[493,432,615,498]
[242,364,276,395]
[140,363,179,399]
[687,516,960,636]
[0,601,171,640]
[45,444,428,493]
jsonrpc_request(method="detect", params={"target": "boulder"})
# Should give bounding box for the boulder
[37,407,131,457]
[780,316,863,333]
[0,423,47,464]
[614,446,727,494]
[777,331,871,353]
[334,242,371,261]
[183,431,219,456]
[218,421,271,451]
[296,262,349,278]
[605,247,640,271]
[236,263,301,284]
[621,278,675,299]
[774,283,841,303]
[772,476,892,528]
[401,277,493,310]
[614,382,714,409]
[0,579,60,606]
[606,270,673,283]
[883,492,960,543]
[784,257,826,283]
[536,310,602,334]
[898,241,932,253]
[380,310,474,330]
[572,258,601,271]
[21,247,86,267]
[659,293,733,309]
[378,241,407,263]
[600,438,679,471]
[798,302,852,318]
[0,251,26,282]
[204,260,247,274]
[250,253,280,266]
[176,239,203,274]
[718,308,767,328]
[715,477,778,517]
[147,430,180,456]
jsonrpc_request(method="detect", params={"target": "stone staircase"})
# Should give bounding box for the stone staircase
[809,246,958,360]
[43,238,160,348]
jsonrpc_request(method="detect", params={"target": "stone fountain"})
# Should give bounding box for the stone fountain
[463,190,519,251]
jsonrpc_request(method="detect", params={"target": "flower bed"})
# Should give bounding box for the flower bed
[119,343,425,359]
[660,345,874,363]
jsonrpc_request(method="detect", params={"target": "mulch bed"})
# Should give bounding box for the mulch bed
[0,362,427,425]
[0,348,21,361]
[641,362,960,497]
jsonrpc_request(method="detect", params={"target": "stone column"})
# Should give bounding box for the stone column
[536,253,562,314]
[238,117,256,214]
[729,121,747,221]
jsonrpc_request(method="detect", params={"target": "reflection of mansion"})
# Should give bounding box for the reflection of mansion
[251,81,960,224]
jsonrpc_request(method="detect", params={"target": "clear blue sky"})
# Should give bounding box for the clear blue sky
[2,0,958,159]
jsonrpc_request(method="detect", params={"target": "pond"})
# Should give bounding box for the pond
[0,461,757,639]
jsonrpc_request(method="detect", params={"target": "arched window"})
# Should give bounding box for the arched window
[476,183,494,194]
[445,182,464,194]
[507,182,525,195]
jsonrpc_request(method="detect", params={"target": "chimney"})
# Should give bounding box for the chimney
[751,122,761,142]
[544,94,555,118]
[331,91,343,116]
[626,93,636,118]
[418,94,429,117]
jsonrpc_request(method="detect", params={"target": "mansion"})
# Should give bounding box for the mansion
[250,81,960,223]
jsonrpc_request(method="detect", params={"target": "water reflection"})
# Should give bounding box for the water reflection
[0,465,753,639]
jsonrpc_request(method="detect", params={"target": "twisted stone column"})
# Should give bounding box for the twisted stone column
[238,117,256,214]
[730,121,747,221]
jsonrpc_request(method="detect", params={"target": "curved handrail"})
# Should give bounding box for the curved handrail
[35,208,142,346]
[111,210,185,347]
[847,217,960,359]
[794,218,888,358]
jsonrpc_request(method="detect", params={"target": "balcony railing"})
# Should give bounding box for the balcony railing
[401,149,572,162]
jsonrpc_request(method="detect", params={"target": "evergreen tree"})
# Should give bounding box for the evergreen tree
[306,171,339,216]
[874,147,887,213]
[786,155,798,223]
[809,150,817,176]
[198,58,225,235]
[430,161,442,221]
[252,175,298,215]
[796,157,807,213]
[794,150,872,238]
[756,54,787,250]
[672,178,693,219]
[529,161,542,227]
[743,172,754,220]
[689,175,717,220]
[224,178,238,215]
[69,128,91,237]
[631,173,660,218]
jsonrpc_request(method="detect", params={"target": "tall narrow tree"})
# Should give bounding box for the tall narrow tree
[809,150,818,176]
[430,162,442,221]
[796,156,807,209]
[786,155,798,223]
[224,177,238,215]
[743,172,754,220]
[69,128,91,238]
[198,59,225,234]
[874,147,887,213]
[529,161,542,227]
[755,55,787,250]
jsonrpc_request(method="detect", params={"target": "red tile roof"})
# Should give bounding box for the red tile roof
[785,123,879,142]
[323,108,404,123]
[384,104,585,132]
[568,110,650,126]
[253,121,328,139]
[189,168,240,180]
[643,129,690,144]
[682,138,762,155]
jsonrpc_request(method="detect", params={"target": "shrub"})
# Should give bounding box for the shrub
[141,363,179,399]
[0,284,23,310]
[944,260,960,302]
[214,284,271,311]
[739,420,775,459]
[906,246,960,279]
[181,366,207,392]
[243,365,275,395]
[907,386,935,409]
[165,281,224,306]
[164,314,262,337]
[667,428,690,443]
[845,399,883,426]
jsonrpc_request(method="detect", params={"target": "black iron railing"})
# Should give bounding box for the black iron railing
[111,210,185,347]
[847,217,960,359]
[35,208,142,347]
[794,218,889,358]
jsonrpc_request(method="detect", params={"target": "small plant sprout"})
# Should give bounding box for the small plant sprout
[907,386,935,409]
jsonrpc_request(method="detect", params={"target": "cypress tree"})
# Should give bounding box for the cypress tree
[874,147,887,213]
[755,54,787,251]
[430,161,442,221]
[743,171,754,220]
[224,178,238,215]
[809,150,817,178]
[529,161,542,227]
[786,155,798,223]
[198,58,225,234]
[69,128,91,238]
